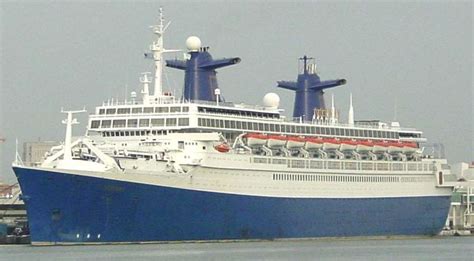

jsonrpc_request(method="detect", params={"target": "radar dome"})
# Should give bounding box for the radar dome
[186,36,202,52]
[263,93,280,109]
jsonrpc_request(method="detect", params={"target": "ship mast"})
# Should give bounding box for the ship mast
[147,7,179,100]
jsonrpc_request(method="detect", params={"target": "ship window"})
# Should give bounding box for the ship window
[250,122,256,130]
[144,107,154,113]
[166,118,177,126]
[151,118,164,127]
[110,132,115,136]
[343,129,349,136]
[139,119,150,127]
[161,107,170,113]
[115,131,120,136]
[225,120,230,128]
[101,120,111,128]
[106,108,116,114]
[178,118,189,126]
[182,107,189,112]
[258,123,264,131]
[230,121,236,128]
[362,130,368,137]
[170,107,181,113]
[117,108,130,114]
[132,107,143,114]
[348,129,354,136]
[291,126,296,133]
[99,109,105,115]
[141,131,146,136]
[127,119,137,127]
[367,130,373,137]
[241,122,247,129]
[90,120,100,129]
[236,121,242,129]
[113,120,126,128]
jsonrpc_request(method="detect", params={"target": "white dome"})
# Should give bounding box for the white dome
[186,36,202,52]
[263,93,280,108]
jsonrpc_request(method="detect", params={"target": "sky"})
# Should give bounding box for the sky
[0,0,472,183]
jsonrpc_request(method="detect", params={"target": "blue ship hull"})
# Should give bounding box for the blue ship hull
[13,167,451,244]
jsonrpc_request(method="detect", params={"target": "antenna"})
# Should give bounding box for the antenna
[393,96,398,121]
[331,94,335,124]
[348,93,354,126]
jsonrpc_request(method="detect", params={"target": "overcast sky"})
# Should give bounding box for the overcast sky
[0,0,472,183]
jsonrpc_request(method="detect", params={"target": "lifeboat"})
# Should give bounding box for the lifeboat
[387,141,404,153]
[267,135,287,148]
[323,138,340,150]
[402,142,418,153]
[339,139,357,151]
[244,133,267,147]
[286,136,305,149]
[356,140,373,152]
[372,140,388,152]
[214,143,230,153]
[305,137,324,150]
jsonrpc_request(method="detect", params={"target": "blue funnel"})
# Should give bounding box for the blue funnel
[166,47,240,101]
[277,56,346,121]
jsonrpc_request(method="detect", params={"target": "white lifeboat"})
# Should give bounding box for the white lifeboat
[267,135,287,148]
[244,133,268,147]
[286,136,305,149]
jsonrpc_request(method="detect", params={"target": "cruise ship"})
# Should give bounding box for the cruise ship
[12,10,454,245]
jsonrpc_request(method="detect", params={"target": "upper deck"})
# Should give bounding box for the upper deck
[86,99,423,142]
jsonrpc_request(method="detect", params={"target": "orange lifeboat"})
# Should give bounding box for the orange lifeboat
[244,133,268,147]
[387,141,404,153]
[305,137,324,150]
[339,139,357,151]
[267,135,287,148]
[402,142,418,153]
[214,143,230,153]
[323,138,340,150]
[356,140,373,152]
[372,140,388,152]
[286,136,305,149]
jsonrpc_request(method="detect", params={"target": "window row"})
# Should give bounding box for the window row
[99,106,189,115]
[101,130,167,137]
[198,107,279,119]
[198,118,399,139]
[91,118,189,129]
[272,173,400,183]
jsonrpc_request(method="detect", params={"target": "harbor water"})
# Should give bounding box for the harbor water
[1,236,473,260]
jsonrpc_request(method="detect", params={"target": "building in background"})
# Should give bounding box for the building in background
[445,162,474,234]
[22,141,60,167]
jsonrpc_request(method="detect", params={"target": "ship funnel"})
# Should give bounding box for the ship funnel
[277,56,346,121]
[166,36,240,101]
